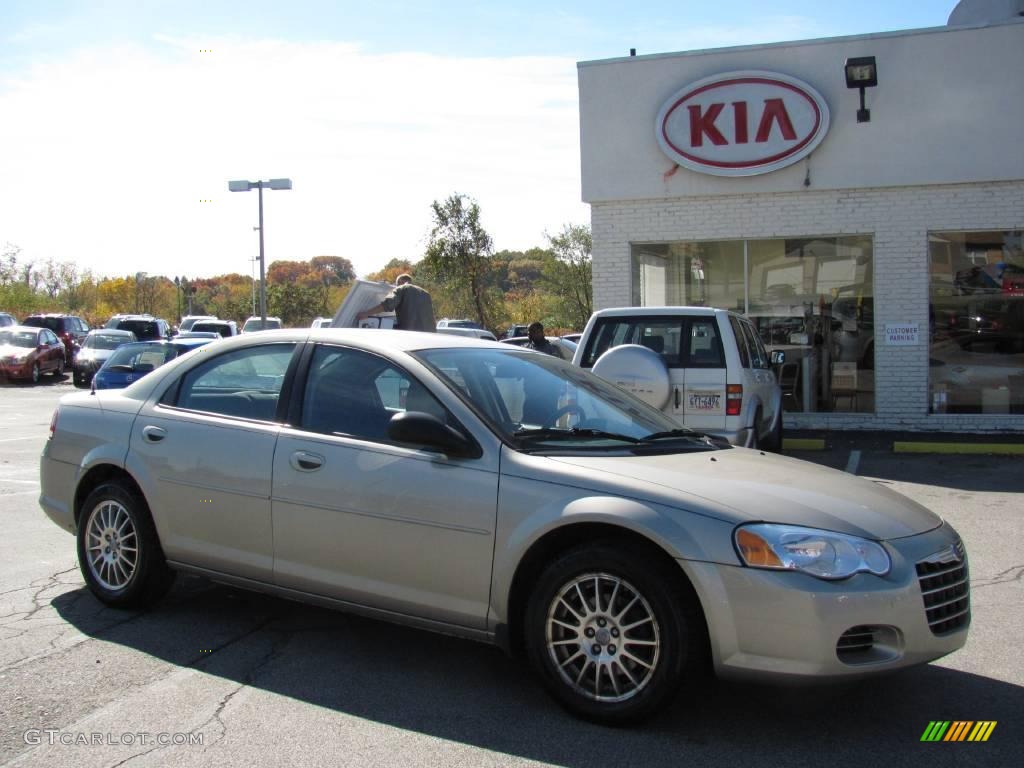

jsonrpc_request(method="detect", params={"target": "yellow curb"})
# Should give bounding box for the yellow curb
[783,438,826,451]
[893,442,1024,455]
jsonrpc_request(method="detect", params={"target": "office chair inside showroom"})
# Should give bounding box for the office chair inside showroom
[779,362,801,411]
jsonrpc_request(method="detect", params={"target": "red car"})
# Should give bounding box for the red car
[0,325,67,383]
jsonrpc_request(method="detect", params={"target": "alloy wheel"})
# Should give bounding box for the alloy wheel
[545,572,661,703]
[84,499,139,591]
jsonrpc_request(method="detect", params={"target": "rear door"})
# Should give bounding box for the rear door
[673,316,727,431]
[128,342,297,582]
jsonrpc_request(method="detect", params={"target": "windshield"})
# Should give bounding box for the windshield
[104,342,180,370]
[0,330,38,348]
[84,333,131,350]
[415,347,714,453]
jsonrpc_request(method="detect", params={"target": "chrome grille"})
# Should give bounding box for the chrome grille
[916,540,970,635]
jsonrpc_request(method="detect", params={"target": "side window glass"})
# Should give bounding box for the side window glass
[685,319,725,367]
[745,322,770,369]
[174,344,294,421]
[729,316,751,368]
[302,345,450,441]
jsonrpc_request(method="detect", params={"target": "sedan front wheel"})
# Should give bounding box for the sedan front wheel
[525,541,707,724]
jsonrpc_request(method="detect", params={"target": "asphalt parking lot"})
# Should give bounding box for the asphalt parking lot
[1,377,1021,767]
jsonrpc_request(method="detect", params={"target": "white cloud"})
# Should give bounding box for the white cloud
[0,36,587,279]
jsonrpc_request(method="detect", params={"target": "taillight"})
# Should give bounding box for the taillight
[726,384,743,416]
[49,408,59,440]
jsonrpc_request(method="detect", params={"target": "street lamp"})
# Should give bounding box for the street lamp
[228,178,292,327]
[174,276,182,323]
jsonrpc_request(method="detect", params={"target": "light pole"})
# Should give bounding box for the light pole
[228,178,292,327]
[174,276,182,323]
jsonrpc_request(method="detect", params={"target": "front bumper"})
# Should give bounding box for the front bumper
[0,359,33,379]
[683,521,969,681]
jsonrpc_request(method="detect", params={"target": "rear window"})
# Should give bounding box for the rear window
[579,315,725,369]
[23,316,61,332]
[116,320,161,340]
[192,322,231,337]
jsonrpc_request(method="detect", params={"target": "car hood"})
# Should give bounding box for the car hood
[547,448,941,540]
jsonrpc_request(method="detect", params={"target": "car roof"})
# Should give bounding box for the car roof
[590,306,722,318]
[88,328,135,336]
[5,324,43,334]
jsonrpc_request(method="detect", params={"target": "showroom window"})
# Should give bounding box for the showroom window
[631,236,874,413]
[929,230,1024,414]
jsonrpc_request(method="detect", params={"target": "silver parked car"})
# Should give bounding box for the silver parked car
[40,329,969,723]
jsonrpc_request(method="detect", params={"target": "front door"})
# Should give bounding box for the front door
[271,344,499,629]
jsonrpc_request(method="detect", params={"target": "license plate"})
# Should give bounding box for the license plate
[687,391,721,410]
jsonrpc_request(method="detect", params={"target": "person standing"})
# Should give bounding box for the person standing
[525,322,559,356]
[357,274,435,332]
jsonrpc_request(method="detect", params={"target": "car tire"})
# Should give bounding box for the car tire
[749,408,763,450]
[52,357,65,378]
[763,409,783,453]
[73,371,85,388]
[525,540,708,724]
[30,363,40,384]
[77,481,175,609]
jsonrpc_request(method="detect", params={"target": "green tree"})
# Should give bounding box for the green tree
[422,194,498,330]
[542,224,593,331]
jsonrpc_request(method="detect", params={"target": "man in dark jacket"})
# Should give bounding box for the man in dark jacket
[357,274,435,332]
[526,322,559,356]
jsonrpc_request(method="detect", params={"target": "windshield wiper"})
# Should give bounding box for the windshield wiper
[640,428,705,441]
[513,427,641,443]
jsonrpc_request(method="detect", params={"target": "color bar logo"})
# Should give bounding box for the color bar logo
[921,721,997,742]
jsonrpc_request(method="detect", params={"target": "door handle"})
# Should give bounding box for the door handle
[142,426,166,443]
[290,451,324,471]
[674,387,681,409]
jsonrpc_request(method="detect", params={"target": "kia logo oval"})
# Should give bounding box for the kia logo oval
[656,71,830,177]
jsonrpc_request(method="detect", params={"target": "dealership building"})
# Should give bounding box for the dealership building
[577,0,1024,433]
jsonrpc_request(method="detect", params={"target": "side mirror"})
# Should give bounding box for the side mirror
[770,350,786,365]
[387,411,479,458]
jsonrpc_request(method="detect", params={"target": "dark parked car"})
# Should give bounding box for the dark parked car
[72,329,137,388]
[0,325,67,382]
[92,337,213,390]
[113,315,172,341]
[21,313,89,364]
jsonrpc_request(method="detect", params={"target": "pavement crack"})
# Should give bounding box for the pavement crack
[192,617,292,751]
[972,564,1024,589]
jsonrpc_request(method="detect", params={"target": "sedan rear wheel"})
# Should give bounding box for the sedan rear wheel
[77,482,175,608]
[526,541,708,724]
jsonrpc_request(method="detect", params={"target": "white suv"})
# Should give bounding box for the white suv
[573,307,783,449]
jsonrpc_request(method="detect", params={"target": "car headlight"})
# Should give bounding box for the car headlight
[734,523,891,580]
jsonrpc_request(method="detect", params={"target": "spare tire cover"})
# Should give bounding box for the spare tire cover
[592,344,671,410]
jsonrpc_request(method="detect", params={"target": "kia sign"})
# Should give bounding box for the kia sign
[656,71,830,177]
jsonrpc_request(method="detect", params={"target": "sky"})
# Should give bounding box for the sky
[0,1,962,281]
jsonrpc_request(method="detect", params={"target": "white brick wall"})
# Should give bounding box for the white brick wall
[590,180,1024,433]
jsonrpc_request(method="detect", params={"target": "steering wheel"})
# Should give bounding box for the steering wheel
[545,404,588,427]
